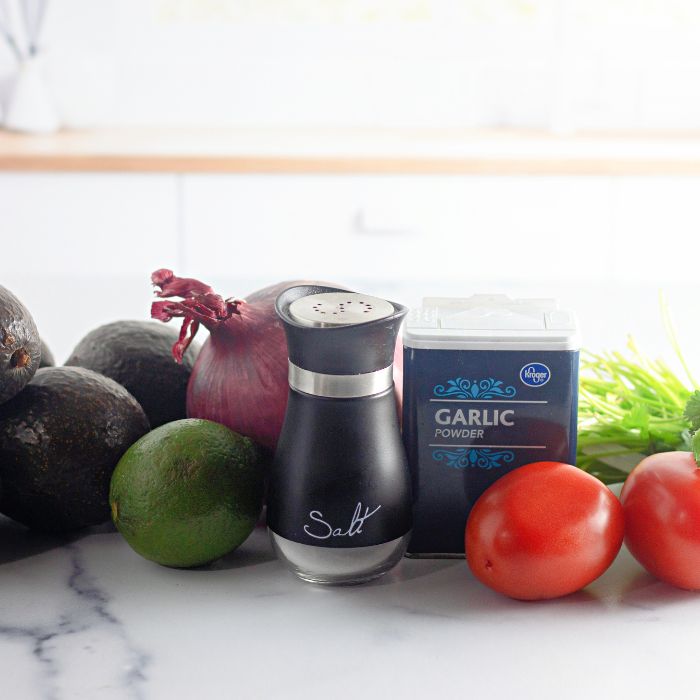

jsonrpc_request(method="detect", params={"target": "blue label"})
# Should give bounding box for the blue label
[520,362,551,387]
[403,347,579,555]
[432,447,515,470]
[433,377,516,400]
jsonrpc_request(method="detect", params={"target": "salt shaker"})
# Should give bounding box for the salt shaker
[267,285,411,585]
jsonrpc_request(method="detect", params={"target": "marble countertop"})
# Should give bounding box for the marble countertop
[2,277,699,699]
[1,511,696,700]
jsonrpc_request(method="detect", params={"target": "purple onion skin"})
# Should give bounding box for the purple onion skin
[151,273,403,452]
[186,283,290,453]
[151,275,318,453]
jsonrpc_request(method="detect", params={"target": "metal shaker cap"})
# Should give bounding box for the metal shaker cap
[289,292,394,328]
[276,285,407,376]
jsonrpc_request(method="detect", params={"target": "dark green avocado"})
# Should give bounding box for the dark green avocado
[0,366,150,532]
[0,286,40,405]
[39,338,55,368]
[65,320,198,428]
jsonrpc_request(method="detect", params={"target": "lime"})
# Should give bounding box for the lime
[110,418,264,568]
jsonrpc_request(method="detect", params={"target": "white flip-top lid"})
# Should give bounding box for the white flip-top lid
[403,294,580,351]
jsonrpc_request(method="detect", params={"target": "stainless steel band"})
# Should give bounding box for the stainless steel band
[288,362,394,398]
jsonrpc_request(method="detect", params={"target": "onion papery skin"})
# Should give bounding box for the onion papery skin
[151,272,403,453]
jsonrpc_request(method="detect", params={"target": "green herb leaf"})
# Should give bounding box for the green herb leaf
[684,390,700,432]
[578,339,692,482]
[577,299,700,482]
[693,431,700,466]
[620,404,650,439]
[577,457,629,485]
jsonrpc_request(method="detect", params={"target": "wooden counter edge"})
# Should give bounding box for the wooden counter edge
[3,154,700,175]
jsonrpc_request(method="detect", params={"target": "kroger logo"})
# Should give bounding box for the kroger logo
[520,363,551,387]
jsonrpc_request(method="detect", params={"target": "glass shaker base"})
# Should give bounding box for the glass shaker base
[269,530,410,585]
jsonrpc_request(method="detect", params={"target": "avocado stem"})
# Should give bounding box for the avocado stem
[1,328,15,347]
[10,347,31,369]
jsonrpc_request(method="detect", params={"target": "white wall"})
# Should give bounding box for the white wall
[2,2,700,371]
[2,0,700,129]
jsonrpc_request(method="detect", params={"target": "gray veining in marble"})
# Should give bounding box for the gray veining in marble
[2,511,700,700]
[0,519,148,699]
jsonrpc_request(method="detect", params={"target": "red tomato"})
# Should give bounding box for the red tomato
[465,461,624,600]
[621,451,700,590]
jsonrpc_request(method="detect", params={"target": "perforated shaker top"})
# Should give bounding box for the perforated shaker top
[289,292,395,328]
[276,285,407,375]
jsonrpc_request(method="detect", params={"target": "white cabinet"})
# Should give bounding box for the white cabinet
[2,170,698,360]
[0,173,180,278]
[181,175,614,286]
[182,176,359,281]
[4,171,694,292]
[610,177,700,281]
[0,173,180,361]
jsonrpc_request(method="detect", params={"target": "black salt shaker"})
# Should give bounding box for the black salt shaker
[267,285,411,584]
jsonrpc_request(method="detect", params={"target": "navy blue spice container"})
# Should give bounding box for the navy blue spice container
[402,295,580,557]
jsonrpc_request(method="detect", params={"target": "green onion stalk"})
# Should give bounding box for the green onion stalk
[577,298,699,484]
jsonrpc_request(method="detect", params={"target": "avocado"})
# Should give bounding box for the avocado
[39,339,55,368]
[65,321,197,428]
[0,286,40,405]
[0,366,149,532]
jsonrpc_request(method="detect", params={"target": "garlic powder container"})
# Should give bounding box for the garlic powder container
[402,295,580,557]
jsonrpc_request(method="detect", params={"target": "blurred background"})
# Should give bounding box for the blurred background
[0,0,699,367]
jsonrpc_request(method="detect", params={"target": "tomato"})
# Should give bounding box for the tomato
[621,451,700,590]
[465,461,624,600]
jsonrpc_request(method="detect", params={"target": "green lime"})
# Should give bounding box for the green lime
[110,418,264,568]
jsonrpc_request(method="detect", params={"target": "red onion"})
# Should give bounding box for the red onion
[393,339,403,409]
[151,270,403,452]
